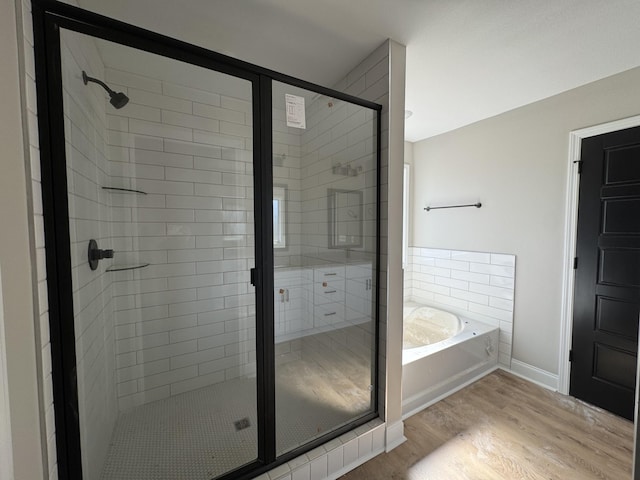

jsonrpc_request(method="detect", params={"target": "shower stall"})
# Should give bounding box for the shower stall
[33,3,380,480]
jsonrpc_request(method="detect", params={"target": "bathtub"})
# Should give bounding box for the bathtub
[401,302,499,418]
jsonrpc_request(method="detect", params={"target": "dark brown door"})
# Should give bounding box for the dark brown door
[570,125,640,420]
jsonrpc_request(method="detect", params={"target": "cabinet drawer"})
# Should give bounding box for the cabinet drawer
[313,280,345,304]
[314,266,345,282]
[313,302,345,327]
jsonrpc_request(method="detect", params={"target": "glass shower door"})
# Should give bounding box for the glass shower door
[271,81,378,455]
[60,28,258,480]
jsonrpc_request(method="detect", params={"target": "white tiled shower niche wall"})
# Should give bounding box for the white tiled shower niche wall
[404,247,515,367]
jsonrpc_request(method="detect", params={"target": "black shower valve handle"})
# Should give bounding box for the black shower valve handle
[92,248,114,260]
[88,239,114,270]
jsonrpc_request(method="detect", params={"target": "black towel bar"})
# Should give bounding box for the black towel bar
[424,202,482,212]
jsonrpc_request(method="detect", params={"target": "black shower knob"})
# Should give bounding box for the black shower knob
[88,239,114,270]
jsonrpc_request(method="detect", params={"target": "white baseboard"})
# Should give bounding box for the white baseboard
[507,359,558,391]
[384,420,406,452]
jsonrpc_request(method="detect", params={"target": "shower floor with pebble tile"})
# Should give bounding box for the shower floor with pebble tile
[100,325,373,479]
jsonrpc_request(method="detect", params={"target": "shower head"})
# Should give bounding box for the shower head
[109,91,130,109]
[82,71,129,109]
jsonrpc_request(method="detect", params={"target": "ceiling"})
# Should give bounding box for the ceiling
[76,0,640,142]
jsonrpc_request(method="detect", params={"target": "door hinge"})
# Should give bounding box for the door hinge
[569,349,573,362]
[573,160,583,174]
[250,268,260,287]
[573,257,578,269]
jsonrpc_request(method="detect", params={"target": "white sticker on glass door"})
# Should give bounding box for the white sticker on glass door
[285,94,306,129]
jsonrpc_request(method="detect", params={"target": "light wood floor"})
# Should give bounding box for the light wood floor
[341,370,634,480]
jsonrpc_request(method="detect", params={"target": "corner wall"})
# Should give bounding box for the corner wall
[411,65,640,381]
[333,38,399,431]
[1,0,47,478]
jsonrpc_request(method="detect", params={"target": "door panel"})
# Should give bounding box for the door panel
[600,249,640,286]
[597,296,640,339]
[59,28,258,480]
[604,199,640,233]
[605,146,640,184]
[594,343,636,389]
[570,125,640,420]
[271,81,377,456]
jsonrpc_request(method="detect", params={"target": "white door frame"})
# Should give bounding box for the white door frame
[558,114,640,395]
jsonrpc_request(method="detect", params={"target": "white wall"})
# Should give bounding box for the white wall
[1,0,47,478]
[0,268,14,480]
[411,65,640,377]
[404,141,414,249]
[384,40,406,437]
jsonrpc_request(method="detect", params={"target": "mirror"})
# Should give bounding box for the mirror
[328,188,363,249]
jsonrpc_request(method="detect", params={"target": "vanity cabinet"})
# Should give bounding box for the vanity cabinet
[345,264,374,323]
[274,268,312,339]
[274,262,373,342]
[313,266,346,328]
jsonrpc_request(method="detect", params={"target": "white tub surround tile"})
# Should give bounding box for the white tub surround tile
[405,247,515,368]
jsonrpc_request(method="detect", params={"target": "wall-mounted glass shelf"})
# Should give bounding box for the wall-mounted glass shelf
[102,186,147,195]
[106,263,150,272]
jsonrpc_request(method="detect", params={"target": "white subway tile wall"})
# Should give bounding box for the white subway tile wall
[61,29,119,480]
[404,247,515,367]
[298,99,377,257]
[337,43,391,422]
[103,64,268,411]
[293,42,388,419]
[272,102,303,268]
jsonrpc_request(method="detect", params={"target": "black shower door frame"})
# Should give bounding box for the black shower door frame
[32,1,382,479]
